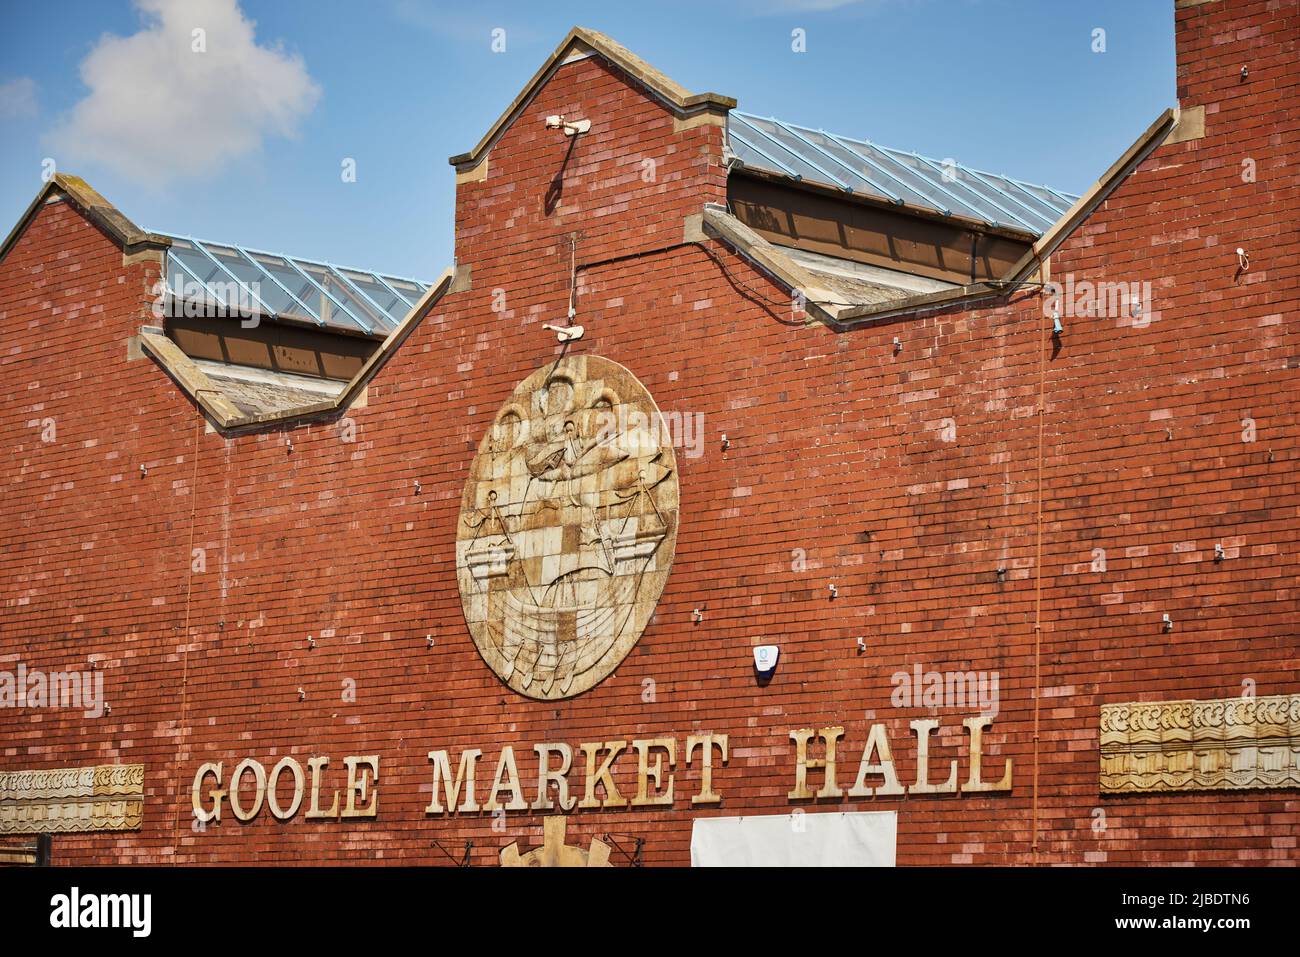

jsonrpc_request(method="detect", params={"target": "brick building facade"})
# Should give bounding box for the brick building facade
[1,0,1297,866]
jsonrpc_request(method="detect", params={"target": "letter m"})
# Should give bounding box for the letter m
[425,749,483,813]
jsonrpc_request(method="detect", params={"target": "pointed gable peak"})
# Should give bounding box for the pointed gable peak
[448,25,736,171]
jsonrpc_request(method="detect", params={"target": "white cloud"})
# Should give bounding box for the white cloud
[0,77,38,119]
[47,0,320,184]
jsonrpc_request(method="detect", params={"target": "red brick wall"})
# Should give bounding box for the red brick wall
[1,0,1296,865]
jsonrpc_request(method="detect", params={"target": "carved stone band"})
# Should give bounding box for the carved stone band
[0,763,144,833]
[1100,694,1300,794]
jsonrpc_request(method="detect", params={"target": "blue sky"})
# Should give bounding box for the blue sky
[0,0,1176,281]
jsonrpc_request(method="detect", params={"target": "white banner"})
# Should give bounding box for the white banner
[690,810,897,867]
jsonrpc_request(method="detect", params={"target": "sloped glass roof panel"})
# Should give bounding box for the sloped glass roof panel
[338,269,408,324]
[155,233,433,336]
[246,251,327,322]
[873,146,1014,225]
[728,111,1079,236]
[291,260,382,334]
[975,173,1068,226]
[803,131,948,211]
[199,242,305,319]
[382,277,424,307]
[732,115,849,188]
[929,167,1049,233]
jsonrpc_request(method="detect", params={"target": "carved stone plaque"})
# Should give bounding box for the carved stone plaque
[456,355,678,699]
[0,764,144,833]
[1100,693,1300,793]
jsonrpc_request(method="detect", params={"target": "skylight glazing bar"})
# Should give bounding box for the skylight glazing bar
[373,271,429,287]
[996,177,1069,226]
[323,263,398,330]
[278,255,375,335]
[372,274,418,308]
[187,237,278,319]
[766,120,862,194]
[903,151,1041,232]
[748,118,857,194]
[963,168,1057,232]
[167,251,235,311]
[936,164,1041,233]
[820,130,942,211]
[960,163,1079,209]
[232,246,324,325]
[877,149,1000,226]
[728,122,803,180]
[1040,183,1078,207]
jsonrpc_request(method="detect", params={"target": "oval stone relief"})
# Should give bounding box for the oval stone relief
[456,355,679,699]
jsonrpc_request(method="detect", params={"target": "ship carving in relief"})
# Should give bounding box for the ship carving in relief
[456,355,679,699]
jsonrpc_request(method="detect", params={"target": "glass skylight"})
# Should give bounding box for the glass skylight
[728,112,1078,235]
[160,234,432,336]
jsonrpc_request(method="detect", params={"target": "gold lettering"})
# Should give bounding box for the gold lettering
[631,738,675,807]
[847,723,905,797]
[531,743,576,812]
[484,746,528,812]
[908,719,958,794]
[962,716,1012,793]
[267,756,305,819]
[306,756,341,819]
[192,761,224,823]
[425,749,483,813]
[342,755,380,818]
[578,741,627,809]
[788,727,845,799]
[685,733,729,805]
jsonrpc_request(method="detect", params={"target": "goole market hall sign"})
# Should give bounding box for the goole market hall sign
[181,356,1015,852]
[189,719,1013,825]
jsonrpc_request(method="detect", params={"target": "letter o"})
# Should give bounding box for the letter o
[228,758,267,822]
[267,757,305,820]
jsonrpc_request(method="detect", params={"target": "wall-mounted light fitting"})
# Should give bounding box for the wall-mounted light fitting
[1161,614,1174,633]
[828,582,838,599]
[545,115,591,136]
[542,323,584,343]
